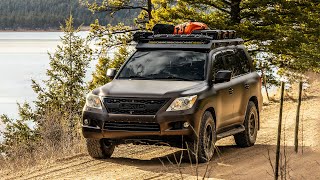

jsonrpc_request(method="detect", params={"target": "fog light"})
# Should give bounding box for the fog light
[183,122,190,128]
[83,119,90,125]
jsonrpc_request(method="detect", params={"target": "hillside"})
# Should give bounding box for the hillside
[0,0,139,30]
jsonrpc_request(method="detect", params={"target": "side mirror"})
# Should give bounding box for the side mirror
[215,70,232,83]
[106,68,117,79]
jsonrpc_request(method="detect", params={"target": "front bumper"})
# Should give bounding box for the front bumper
[82,105,202,140]
[82,125,191,139]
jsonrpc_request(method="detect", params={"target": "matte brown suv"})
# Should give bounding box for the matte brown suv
[82,30,262,163]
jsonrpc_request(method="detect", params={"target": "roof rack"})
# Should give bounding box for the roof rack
[133,29,243,50]
[134,29,237,41]
[191,30,237,39]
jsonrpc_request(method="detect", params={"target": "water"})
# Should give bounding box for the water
[0,32,98,135]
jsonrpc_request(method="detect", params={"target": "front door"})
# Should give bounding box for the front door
[211,51,235,130]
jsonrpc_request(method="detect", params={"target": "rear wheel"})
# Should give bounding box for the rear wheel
[86,139,115,159]
[184,111,216,163]
[234,101,258,147]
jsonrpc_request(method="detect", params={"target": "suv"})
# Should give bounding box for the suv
[82,29,262,163]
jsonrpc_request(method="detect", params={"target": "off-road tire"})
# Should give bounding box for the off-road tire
[184,111,216,163]
[234,101,258,147]
[86,138,115,159]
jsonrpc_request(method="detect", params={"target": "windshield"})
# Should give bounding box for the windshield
[117,50,207,81]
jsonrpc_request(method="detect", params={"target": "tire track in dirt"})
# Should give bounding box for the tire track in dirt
[20,159,97,180]
[43,161,110,180]
[2,157,92,180]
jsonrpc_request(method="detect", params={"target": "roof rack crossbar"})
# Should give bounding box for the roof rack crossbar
[133,30,243,50]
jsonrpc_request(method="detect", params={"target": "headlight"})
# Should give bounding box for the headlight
[85,93,102,109]
[166,95,197,111]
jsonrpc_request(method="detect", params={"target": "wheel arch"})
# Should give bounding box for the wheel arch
[205,107,216,125]
[249,96,260,130]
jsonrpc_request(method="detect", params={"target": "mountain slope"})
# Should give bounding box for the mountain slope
[0,0,139,30]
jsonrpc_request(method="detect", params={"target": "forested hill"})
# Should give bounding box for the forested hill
[0,0,138,30]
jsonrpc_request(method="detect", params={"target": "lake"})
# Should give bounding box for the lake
[0,32,99,131]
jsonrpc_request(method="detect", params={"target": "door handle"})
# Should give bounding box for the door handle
[228,88,234,94]
[244,83,250,89]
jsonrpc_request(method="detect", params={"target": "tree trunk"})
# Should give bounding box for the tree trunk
[230,0,241,24]
[147,0,153,20]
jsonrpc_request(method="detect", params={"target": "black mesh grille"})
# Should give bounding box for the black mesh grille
[104,121,160,131]
[103,97,168,115]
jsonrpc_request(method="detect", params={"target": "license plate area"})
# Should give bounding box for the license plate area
[119,103,146,111]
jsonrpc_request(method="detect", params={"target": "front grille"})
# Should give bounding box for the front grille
[104,121,160,131]
[103,97,168,115]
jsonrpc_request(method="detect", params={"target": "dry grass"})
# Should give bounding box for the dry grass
[0,110,86,172]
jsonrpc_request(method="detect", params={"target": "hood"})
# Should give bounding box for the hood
[93,80,207,98]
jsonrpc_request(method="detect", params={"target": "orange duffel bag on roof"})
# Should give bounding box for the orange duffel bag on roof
[174,22,209,34]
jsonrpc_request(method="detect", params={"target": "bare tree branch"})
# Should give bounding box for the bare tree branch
[102,6,149,12]
[221,0,231,6]
[183,0,231,14]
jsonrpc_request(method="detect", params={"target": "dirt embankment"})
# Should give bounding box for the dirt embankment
[1,82,319,180]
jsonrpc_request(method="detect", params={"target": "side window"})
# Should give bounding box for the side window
[223,52,239,76]
[212,52,226,79]
[236,49,251,74]
[223,49,250,77]
[212,49,250,79]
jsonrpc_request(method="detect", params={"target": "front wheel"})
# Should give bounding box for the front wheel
[234,101,259,147]
[184,111,216,163]
[86,139,115,159]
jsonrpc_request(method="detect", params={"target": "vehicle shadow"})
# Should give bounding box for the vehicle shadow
[100,143,320,179]
[104,144,253,164]
[106,143,266,163]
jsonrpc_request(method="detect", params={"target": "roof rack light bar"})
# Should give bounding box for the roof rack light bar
[191,30,237,39]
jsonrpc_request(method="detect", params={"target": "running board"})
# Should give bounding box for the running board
[217,125,245,140]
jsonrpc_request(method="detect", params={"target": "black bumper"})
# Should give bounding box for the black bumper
[82,105,202,140]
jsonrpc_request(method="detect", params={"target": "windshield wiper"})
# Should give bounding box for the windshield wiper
[144,74,194,81]
[164,76,193,81]
[121,75,151,80]
[121,75,194,81]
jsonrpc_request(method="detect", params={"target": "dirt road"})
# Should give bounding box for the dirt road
[1,84,320,180]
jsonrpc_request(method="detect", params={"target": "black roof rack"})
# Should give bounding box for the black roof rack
[133,30,243,50]
[191,30,237,39]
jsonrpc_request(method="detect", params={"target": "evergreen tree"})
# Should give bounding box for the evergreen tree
[150,0,320,73]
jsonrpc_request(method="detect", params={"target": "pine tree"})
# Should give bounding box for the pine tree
[150,0,320,73]
[30,16,92,128]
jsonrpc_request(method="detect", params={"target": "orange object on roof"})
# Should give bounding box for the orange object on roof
[173,22,209,34]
